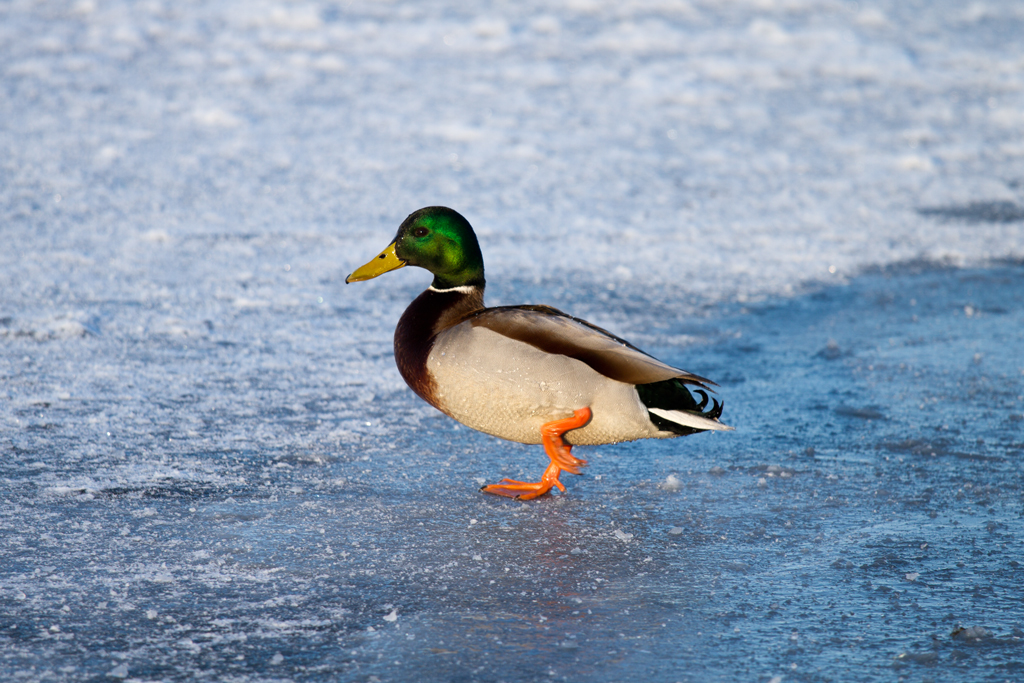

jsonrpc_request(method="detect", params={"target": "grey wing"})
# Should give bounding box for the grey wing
[465,305,715,387]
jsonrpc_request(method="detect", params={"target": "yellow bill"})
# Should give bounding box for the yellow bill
[345,242,406,283]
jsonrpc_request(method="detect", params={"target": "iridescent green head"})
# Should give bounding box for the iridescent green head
[346,207,485,290]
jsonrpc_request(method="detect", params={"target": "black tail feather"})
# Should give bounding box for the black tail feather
[636,378,724,436]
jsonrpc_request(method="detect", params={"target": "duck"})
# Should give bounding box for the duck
[346,206,731,499]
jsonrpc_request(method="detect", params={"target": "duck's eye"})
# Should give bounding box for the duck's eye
[413,227,429,237]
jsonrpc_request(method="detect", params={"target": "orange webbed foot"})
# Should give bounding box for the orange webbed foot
[481,407,592,500]
[481,462,566,500]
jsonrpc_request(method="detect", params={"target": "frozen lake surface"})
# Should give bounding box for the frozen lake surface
[5,261,1024,683]
[2,0,1024,681]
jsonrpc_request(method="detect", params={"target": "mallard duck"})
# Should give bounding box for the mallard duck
[346,207,731,499]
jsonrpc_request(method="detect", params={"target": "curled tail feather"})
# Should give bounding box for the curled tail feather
[636,379,731,435]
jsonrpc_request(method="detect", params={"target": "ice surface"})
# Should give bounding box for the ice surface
[2,0,1024,681]
[6,263,1023,683]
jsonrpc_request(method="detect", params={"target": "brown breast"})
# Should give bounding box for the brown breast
[393,286,485,408]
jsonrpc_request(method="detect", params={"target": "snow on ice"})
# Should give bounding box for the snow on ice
[2,1,1023,681]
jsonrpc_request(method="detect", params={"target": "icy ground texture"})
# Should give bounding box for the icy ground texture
[3,0,1024,301]
[3,261,1024,682]
[2,0,1024,682]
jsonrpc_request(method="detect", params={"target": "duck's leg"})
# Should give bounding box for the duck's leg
[481,407,591,500]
